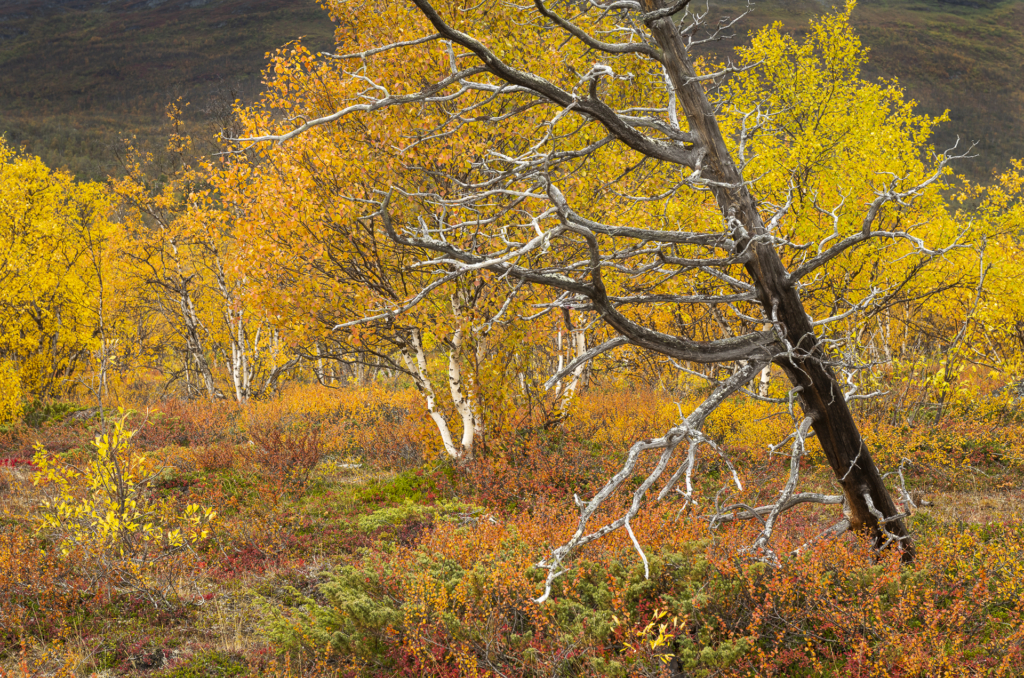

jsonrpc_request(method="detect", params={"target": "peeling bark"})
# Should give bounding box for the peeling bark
[399,326,477,461]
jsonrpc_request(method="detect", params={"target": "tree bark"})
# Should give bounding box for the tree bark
[642,0,912,557]
[399,326,476,461]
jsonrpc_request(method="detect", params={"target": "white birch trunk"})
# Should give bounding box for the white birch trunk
[168,240,217,400]
[179,291,217,400]
[214,258,252,403]
[400,328,464,460]
[446,327,477,459]
[559,326,588,410]
[758,365,771,398]
[314,342,326,385]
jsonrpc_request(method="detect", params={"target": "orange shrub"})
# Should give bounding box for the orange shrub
[244,423,325,490]
[130,398,242,451]
[244,383,428,470]
[181,441,238,472]
[261,496,1024,677]
[0,530,88,653]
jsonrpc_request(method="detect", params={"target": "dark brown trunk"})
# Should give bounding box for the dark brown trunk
[642,0,913,558]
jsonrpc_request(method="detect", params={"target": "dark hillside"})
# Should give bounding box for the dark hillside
[855,0,1024,179]
[0,0,1022,180]
[0,0,334,179]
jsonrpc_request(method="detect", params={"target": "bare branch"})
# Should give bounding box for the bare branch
[544,336,628,389]
[535,362,760,603]
[232,66,489,145]
[409,0,704,168]
[534,0,664,61]
[323,33,442,60]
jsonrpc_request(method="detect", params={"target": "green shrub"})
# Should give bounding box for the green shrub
[22,401,88,428]
[158,650,247,678]
[355,469,437,505]
[260,534,757,677]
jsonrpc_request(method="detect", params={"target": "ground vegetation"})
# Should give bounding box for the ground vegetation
[0,1,1023,676]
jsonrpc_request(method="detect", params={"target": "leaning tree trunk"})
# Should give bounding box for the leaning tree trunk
[643,0,912,558]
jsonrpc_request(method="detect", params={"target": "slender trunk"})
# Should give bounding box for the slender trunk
[169,241,217,400]
[447,327,477,459]
[558,310,589,409]
[262,356,300,396]
[180,291,217,400]
[644,0,912,556]
[215,259,253,403]
[399,327,470,460]
[314,342,326,385]
[554,329,564,400]
[242,322,256,400]
[230,335,244,403]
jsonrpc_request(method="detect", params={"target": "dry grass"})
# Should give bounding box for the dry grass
[925,489,1023,524]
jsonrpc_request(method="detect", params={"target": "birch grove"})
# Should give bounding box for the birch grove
[222,0,987,588]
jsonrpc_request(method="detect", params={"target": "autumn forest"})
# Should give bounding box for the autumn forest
[2,0,1024,676]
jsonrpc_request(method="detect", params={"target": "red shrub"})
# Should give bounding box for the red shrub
[243,423,325,491]
[131,398,241,451]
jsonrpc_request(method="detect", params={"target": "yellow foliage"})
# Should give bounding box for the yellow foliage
[32,412,216,591]
[0,360,23,425]
[0,139,119,401]
[245,382,429,463]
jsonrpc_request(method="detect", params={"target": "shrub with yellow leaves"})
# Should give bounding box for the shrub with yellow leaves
[615,607,681,665]
[0,360,22,426]
[31,411,216,595]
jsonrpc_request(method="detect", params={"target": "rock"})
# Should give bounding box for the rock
[66,406,100,422]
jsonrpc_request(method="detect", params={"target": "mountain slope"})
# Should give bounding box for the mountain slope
[855,0,1024,178]
[0,0,334,179]
[1,0,1021,180]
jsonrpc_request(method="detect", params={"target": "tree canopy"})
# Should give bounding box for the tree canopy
[3,0,1023,597]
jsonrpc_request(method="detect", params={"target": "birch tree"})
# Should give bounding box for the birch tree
[114,136,299,401]
[230,0,979,592]
[0,140,118,408]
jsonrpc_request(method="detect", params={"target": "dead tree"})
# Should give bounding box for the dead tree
[237,0,972,599]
